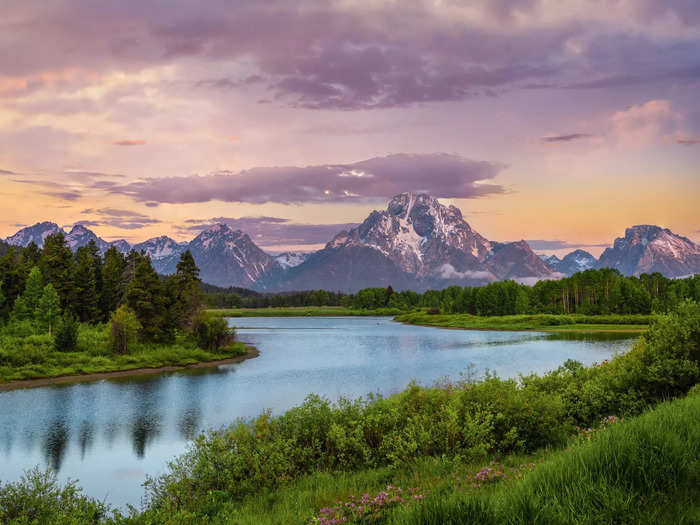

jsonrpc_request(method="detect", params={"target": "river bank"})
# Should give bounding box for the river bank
[394,312,650,333]
[0,344,257,391]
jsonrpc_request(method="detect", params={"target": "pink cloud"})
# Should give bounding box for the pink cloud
[113,139,146,146]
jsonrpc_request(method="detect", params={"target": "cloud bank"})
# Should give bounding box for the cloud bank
[106,153,507,205]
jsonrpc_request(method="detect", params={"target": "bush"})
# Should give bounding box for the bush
[191,313,235,352]
[54,312,79,352]
[0,468,110,524]
[110,305,141,354]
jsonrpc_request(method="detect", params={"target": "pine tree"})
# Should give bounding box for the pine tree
[72,246,100,323]
[171,250,202,329]
[36,283,62,335]
[10,295,30,322]
[54,311,79,352]
[23,266,44,313]
[126,256,170,342]
[101,246,127,318]
[39,233,74,309]
[0,281,4,313]
[22,242,42,269]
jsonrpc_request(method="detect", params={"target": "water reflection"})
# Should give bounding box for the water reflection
[0,317,636,509]
[44,417,69,471]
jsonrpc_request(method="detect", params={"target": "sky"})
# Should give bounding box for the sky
[0,0,699,256]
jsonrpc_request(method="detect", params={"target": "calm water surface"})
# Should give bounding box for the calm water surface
[0,317,635,508]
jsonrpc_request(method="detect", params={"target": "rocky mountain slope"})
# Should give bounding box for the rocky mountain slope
[597,225,700,277]
[160,224,279,288]
[268,193,553,292]
[132,236,187,273]
[5,207,698,291]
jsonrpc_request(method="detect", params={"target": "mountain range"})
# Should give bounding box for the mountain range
[5,193,699,291]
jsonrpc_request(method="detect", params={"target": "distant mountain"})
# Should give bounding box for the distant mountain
[539,254,562,268]
[170,224,279,288]
[108,239,132,254]
[132,236,187,273]
[6,209,697,292]
[539,249,597,276]
[485,240,554,281]
[597,225,700,277]
[6,222,130,255]
[65,224,110,252]
[274,252,309,269]
[6,222,62,248]
[269,193,553,292]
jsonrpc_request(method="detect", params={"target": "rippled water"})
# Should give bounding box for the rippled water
[0,317,635,508]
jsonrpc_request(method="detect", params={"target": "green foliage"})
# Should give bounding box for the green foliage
[72,245,100,323]
[23,266,44,313]
[138,304,699,521]
[191,313,234,351]
[9,296,31,323]
[391,392,700,525]
[39,232,74,309]
[0,468,111,524]
[169,250,203,329]
[54,312,79,352]
[101,246,127,316]
[110,305,141,355]
[126,255,172,343]
[35,284,61,335]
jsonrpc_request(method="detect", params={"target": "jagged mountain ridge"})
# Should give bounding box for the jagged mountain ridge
[596,225,700,277]
[6,222,130,254]
[159,224,278,288]
[5,201,699,290]
[538,249,596,276]
[267,193,553,292]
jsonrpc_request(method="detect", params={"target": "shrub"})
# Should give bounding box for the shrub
[191,313,235,352]
[0,468,110,524]
[110,305,141,354]
[54,312,79,352]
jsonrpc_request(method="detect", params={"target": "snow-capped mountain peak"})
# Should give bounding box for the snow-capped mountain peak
[5,221,63,248]
[65,224,110,252]
[597,225,700,276]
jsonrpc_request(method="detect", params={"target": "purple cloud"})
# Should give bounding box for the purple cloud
[105,153,506,205]
[540,133,593,143]
[41,191,82,201]
[3,2,699,110]
[0,169,15,174]
[80,207,161,229]
[176,216,356,247]
[677,137,700,145]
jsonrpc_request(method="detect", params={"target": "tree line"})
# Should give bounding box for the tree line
[205,268,700,315]
[0,233,228,353]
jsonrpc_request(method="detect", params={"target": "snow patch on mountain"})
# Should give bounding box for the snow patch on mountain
[274,252,309,269]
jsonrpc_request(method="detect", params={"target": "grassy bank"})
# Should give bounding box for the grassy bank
[389,390,700,525]
[208,306,402,317]
[395,312,651,332]
[0,323,249,384]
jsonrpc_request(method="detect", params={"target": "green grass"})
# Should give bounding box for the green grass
[395,312,651,333]
[0,324,249,383]
[389,390,700,525]
[207,306,402,317]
